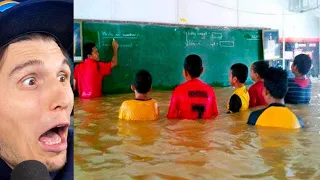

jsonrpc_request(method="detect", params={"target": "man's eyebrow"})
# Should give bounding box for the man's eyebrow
[62,58,70,67]
[9,60,43,77]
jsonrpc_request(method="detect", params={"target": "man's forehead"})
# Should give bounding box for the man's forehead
[2,40,67,69]
[8,39,62,57]
[10,38,58,47]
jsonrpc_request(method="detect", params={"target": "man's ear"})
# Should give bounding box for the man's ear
[292,64,298,72]
[232,76,238,84]
[200,66,204,75]
[183,68,188,78]
[264,87,270,96]
[253,71,259,80]
[131,85,135,92]
[262,87,269,102]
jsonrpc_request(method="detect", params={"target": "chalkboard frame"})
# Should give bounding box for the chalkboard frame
[74,20,83,63]
[75,19,270,30]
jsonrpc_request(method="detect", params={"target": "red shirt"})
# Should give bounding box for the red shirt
[248,81,267,107]
[167,79,219,120]
[74,58,111,98]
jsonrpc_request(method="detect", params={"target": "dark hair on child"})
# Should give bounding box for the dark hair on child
[293,54,312,75]
[264,67,288,99]
[132,69,152,94]
[252,61,269,79]
[230,63,248,83]
[184,54,203,78]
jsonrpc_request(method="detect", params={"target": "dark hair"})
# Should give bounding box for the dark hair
[0,46,6,68]
[132,69,152,94]
[264,67,288,99]
[293,54,312,75]
[0,33,73,87]
[184,54,203,78]
[83,42,96,59]
[230,63,248,83]
[252,61,269,79]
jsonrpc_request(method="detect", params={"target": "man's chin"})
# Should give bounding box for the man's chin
[43,151,67,172]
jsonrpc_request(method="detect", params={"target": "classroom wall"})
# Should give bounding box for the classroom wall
[283,13,319,38]
[74,0,177,23]
[74,0,320,38]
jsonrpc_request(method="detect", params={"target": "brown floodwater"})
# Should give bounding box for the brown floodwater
[74,80,320,180]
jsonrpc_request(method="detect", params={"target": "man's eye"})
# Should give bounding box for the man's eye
[58,75,66,82]
[22,77,37,86]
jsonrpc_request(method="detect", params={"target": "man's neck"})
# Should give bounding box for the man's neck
[1,158,13,170]
[254,78,263,83]
[135,93,149,100]
[234,83,244,89]
[268,98,284,105]
[86,58,98,62]
[186,77,199,81]
[295,74,307,79]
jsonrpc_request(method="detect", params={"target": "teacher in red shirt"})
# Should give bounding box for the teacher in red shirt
[74,40,119,98]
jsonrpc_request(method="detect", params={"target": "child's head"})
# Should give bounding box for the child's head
[229,63,248,86]
[291,54,312,76]
[263,67,288,102]
[131,70,152,94]
[183,54,203,80]
[250,61,269,82]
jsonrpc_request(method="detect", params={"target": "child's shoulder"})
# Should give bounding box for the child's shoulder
[173,82,185,92]
[149,98,158,104]
[251,81,263,86]
[248,107,266,124]
[289,78,311,88]
[235,85,249,93]
[249,81,262,90]
[123,98,158,104]
[122,99,134,103]
[121,99,135,106]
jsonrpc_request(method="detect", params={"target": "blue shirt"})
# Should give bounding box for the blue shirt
[285,78,312,104]
[0,128,74,180]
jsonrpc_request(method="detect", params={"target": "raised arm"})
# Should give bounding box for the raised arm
[111,39,119,68]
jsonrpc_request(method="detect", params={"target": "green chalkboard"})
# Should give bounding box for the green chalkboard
[82,21,263,94]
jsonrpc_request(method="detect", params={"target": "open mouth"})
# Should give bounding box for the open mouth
[38,123,69,153]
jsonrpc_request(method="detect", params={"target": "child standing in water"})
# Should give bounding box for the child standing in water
[167,54,219,120]
[119,70,159,121]
[285,54,312,104]
[248,61,269,107]
[248,67,304,129]
[227,63,250,113]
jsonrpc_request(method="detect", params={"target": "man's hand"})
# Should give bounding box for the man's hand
[111,39,118,68]
[112,39,119,51]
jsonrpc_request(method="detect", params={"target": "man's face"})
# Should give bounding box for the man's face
[291,63,299,76]
[182,69,189,80]
[263,87,270,104]
[89,46,99,61]
[0,39,73,171]
[250,65,258,82]
[228,70,236,86]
